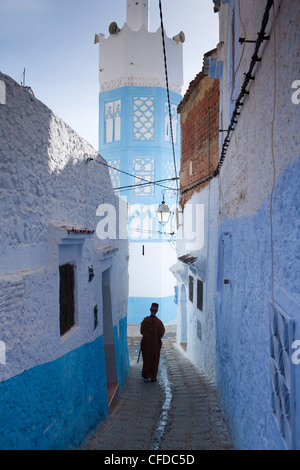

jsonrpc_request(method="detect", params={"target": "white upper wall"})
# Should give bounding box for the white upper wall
[97,2,183,94]
[126,0,150,31]
[0,72,129,381]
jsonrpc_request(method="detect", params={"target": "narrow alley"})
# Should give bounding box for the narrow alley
[1,0,299,452]
[81,325,232,451]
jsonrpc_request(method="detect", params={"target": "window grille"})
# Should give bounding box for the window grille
[133,97,155,141]
[132,158,155,196]
[107,159,121,189]
[165,161,177,196]
[270,301,295,449]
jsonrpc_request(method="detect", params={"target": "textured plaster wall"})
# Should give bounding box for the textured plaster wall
[175,0,300,449]
[175,65,220,382]
[0,337,107,450]
[215,0,300,449]
[175,177,219,383]
[216,158,300,450]
[0,72,129,449]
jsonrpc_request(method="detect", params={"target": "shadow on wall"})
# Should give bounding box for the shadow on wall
[0,72,129,450]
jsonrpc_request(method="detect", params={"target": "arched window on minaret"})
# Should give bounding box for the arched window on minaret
[104,100,121,143]
[105,103,113,143]
[165,103,178,144]
[128,206,142,240]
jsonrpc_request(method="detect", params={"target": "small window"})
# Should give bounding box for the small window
[189,275,194,302]
[59,263,75,336]
[0,340,6,365]
[94,305,98,331]
[197,319,202,341]
[197,279,203,311]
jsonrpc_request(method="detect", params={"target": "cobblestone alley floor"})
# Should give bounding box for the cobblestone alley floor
[81,325,232,451]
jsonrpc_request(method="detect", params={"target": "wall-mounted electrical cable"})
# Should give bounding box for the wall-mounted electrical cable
[214,0,274,178]
[229,0,247,103]
[269,2,278,309]
[180,0,275,197]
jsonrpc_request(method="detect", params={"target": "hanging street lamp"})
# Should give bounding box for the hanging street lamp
[156,191,171,226]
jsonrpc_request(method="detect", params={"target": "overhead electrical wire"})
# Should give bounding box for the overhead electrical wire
[87,155,177,192]
[87,2,181,200]
[129,227,175,237]
[89,1,275,201]
[115,177,179,192]
[158,0,179,204]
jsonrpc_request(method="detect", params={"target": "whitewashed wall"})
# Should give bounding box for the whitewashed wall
[0,72,128,382]
[214,0,300,450]
[174,179,219,383]
[0,72,129,449]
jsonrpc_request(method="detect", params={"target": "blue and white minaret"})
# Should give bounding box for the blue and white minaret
[95,0,184,324]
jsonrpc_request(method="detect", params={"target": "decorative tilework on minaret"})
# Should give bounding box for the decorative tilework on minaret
[95,0,184,324]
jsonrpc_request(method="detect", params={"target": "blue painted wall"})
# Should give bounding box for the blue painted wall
[98,86,181,219]
[114,316,130,394]
[0,317,129,450]
[99,85,181,324]
[215,157,300,449]
[128,295,176,325]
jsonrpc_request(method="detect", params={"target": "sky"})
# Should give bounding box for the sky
[0,0,219,149]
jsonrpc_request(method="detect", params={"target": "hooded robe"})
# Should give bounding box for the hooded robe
[140,315,165,381]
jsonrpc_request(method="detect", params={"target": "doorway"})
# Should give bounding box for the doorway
[179,284,187,351]
[102,268,119,412]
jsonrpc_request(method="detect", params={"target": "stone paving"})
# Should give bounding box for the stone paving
[81,325,232,451]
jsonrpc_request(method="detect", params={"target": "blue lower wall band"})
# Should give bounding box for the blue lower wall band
[0,317,129,450]
[127,296,177,325]
[215,157,300,450]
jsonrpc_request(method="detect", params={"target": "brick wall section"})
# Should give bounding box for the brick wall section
[178,73,220,207]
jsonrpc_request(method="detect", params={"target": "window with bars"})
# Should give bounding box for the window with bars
[59,263,76,336]
[132,158,155,196]
[189,275,194,302]
[197,319,202,341]
[197,279,203,311]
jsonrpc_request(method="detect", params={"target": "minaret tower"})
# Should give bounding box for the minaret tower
[95,0,184,324]
[126,1,149,31]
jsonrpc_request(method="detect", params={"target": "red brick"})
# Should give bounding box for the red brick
[178,74,220,206]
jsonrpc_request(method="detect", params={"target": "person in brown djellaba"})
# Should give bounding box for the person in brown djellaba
[140,302,165,382]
